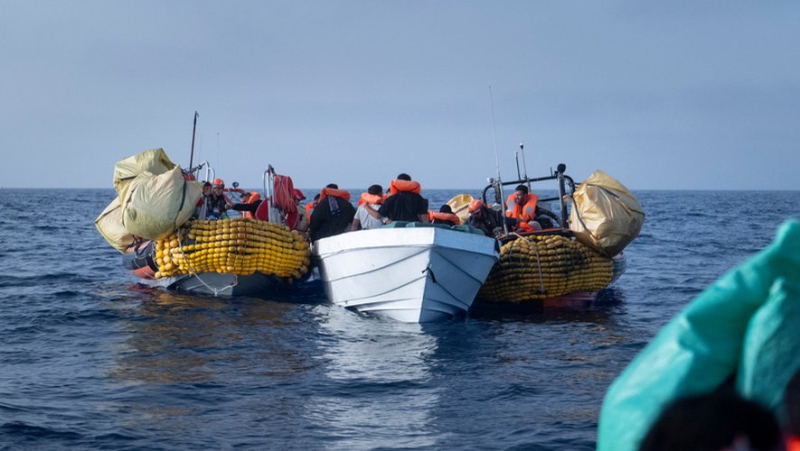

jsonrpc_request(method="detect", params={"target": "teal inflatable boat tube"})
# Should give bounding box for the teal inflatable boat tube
[597,219,800,451]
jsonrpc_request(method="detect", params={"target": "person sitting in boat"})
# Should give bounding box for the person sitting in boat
[376,173,430,224]
[467,199,504,237]
[226,191,262,219]
[429,204,461,226]
[205,179,229,220]
[351,184,386,231]
[310,184,356,241]
[505,184,559,232]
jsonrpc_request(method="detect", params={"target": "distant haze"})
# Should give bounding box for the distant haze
[2,1,799,190]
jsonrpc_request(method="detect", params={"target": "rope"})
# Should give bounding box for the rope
[175,225,238,297]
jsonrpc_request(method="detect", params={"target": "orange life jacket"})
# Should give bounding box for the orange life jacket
[305,202,315,218]
[428,211,461,225]
[358,192,386,206]
[319,187,351,202]
[389,179,421,196]
[788,436,800,451]
[505,192,538,222]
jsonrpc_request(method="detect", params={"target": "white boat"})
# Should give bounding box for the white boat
[313,227,499,322]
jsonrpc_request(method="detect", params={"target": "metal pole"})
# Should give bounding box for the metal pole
[557,164,568,229]
[189,111,199,171]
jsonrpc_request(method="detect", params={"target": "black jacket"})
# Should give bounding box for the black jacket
[378,192,428,222]
[310,195,356,241]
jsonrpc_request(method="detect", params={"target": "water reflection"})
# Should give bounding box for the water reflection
[108,291,313,385]
[307,306,444,450]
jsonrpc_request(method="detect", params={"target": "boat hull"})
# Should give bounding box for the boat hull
[142,271,292,297]
[313,227,498,322]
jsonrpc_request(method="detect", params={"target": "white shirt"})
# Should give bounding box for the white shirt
[355,203,384,230]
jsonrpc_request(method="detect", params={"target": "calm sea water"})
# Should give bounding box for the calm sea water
[0,188,797,450]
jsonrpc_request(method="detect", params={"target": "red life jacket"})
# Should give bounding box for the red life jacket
[505,192,538,222]
[428,211,461,225]
[388,180,421,196]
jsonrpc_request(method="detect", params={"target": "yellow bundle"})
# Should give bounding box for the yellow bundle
[152,218,311,281]
[478,234,613,303]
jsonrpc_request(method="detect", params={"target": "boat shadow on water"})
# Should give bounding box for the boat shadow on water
[468,286,628,323]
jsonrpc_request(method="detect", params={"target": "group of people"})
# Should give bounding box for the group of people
[193,175,559,243]
[307,175,559,242]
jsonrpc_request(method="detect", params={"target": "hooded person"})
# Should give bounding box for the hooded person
[206,179,228,220]
[309,184,356,241]
[466,199,504,237]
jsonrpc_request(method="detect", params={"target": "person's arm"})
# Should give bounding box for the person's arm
[368,204,389,224]
[350,217,361,231]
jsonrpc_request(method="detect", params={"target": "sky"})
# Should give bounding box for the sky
[2,1,799,190]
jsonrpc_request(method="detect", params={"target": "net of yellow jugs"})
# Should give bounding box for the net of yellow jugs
[478,234,613,303]
[152,218,311,281]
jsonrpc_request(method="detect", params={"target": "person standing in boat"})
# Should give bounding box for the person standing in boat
[351,184,386,231]
[375,173,429,224]
[467,199,504,237]
[310,184,356,241]
[206,179,229,220]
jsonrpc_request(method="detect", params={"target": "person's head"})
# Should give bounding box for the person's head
[397,173,411,181]
[212,179,225,196]
[639,392,781,451]
[293,189,306,203]
[202,182,212,195]
[469,199,485,217]
[240,192,251,202]
[313,193,320,204]
[368,184,383,196]
[326,183,338,189]
[439,204,453,214]
[514,184,529,204]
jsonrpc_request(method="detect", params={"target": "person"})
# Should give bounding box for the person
[206,179,228,220]
[309,184,356,241]
[377,173,429,223]
[194,181,212,219]
[226,191,262,219]
[428,204,461,226]
[306,193,320,220]
[505,184,558,232]
[351,184,386,231]
[639,392,781,451]
[293,189,310,235]
[467,199,504,237]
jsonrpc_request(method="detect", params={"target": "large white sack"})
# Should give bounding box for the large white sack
[95,197,135,253]
[121,166,202,240]
[113,148,175,200]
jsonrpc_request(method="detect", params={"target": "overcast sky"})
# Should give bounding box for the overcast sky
[2,1,799,190]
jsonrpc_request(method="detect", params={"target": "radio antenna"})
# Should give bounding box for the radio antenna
[489,86,501,182]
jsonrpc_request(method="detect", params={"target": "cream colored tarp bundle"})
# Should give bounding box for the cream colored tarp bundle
[95,197,136,252]
[446,194,474,224]
[113,148,175,199]
[121,166,203,240]
[569,170,644,257]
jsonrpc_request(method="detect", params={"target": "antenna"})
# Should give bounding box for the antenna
[189,111,199,170]
[520,142,531,190]
[488,86,508,235]
[489,86,501,182]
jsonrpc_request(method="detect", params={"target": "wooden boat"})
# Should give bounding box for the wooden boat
[313,225,499,322]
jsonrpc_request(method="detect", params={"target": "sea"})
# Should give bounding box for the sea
[0,188,798,450]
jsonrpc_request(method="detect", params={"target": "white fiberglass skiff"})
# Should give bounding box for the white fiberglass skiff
[313,226,499,322]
